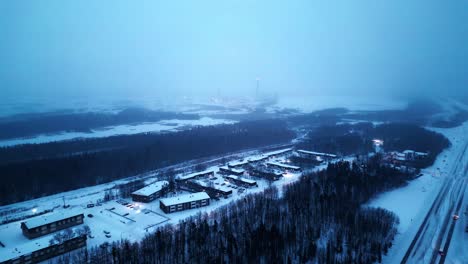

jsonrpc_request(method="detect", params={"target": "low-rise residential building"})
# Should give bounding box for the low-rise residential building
[247,155,269,165]
[1,235,87,264]
[181,180,233,198]
[219,166,245,176]
[131,180,169,203]
[249,168,283,181]
[225,175,257,187]
[264,148,293,158]
[159,192,210,214]
[176,170,215,182]
[266,162,301,172]
[227,160,249,169]
[21,212,84,239]
[297,150,337,160]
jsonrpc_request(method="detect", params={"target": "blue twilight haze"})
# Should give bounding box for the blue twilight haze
[1,1,467,101]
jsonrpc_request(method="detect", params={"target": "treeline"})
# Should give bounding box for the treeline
[0,107,199,140]
[298,122,375,156]
[0,119,294,205]
[299,123,449,167]
[371,123,450,167]
[62,159,409,264]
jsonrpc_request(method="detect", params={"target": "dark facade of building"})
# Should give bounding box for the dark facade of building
[226,175,257,187]
[21,213,84,239]
[219,166,245,176]
[159,192,210,214]
[297,150,337,161]
[266,162,302,172]
[2,235,87,264]
[250,168,283,181]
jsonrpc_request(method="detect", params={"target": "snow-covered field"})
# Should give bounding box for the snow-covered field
[268,95,408,113]
[368,121,468,263]
[0,117,236,147]
[0,148,331,262]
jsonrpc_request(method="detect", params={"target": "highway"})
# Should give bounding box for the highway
[401,139,468,264]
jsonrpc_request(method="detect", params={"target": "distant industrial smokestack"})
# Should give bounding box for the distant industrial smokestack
[255,77,260,99]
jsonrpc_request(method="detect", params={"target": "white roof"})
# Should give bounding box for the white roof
[160,192,210,207]
[220,166,245,173]
[265,148,293,157]
[297,150,337,158]
[191,180,232,193]
[132,180,168,196]
[178,170,214,180]
[0,227,83,262]
[226,175,256,184]
[22,211,83,229]
[228,160,249,167]
[248,155,268,162]
[267,162,301,170]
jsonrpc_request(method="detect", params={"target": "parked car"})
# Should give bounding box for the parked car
[87,204,94,208]
[87,214,94,218]
[453,214,460,220]
[103,230,110,234]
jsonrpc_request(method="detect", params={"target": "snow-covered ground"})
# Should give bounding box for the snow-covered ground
[0,117,236,147]
[368,121,468,263]
[0,148,335,262]
[268,96,408,113]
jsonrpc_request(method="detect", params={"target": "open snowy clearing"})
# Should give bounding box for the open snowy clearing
[0,117,236,147]
[368,120,468,263]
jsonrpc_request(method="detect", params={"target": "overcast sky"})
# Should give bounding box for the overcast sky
[1,1,467,102]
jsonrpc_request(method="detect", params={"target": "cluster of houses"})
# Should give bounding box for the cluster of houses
[2,147,337,263]
[381,149,429,173]
[383,150,428,164]
[126,148,340,216]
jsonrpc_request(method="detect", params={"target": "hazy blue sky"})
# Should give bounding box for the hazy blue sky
[1,1,467,101]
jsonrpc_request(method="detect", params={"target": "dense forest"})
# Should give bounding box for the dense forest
[59,158,410,264]
[0,108,199,140]
[298,122,450,167]
[0,119,294,205]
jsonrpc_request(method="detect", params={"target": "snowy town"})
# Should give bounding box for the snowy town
[0,146,341,263]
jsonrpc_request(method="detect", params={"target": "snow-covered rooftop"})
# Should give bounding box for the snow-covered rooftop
[219,166,245,174]
[191,180,232,193]
[226,175,256,184]
[227,160,249,167]
[264,148,293,157]
[0,226,84,262]
[297,149,337,158]
[248,155,268,162]
[267,162,301,170]
[159,192,210,207]
[131,180,169,197]
[177,170,214,181]
[22,211,83,229]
